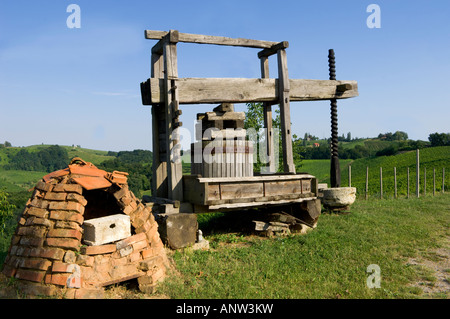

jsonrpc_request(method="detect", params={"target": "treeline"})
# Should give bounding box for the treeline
[98,150,153,196]
[301,135,434,160]
[5,145,69,172]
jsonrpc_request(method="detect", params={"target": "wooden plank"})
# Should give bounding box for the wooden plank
[219,182,264,200]
[148,77,358,104]
[277,49,295,173]
[206,196,317,210]
[163,40,183,201]
[145,30,278,49]
[182,175,206,205]
[264,180,301,196]
[196,173,315,183]
[260,56,275,173]
[207,184,221,200]
[258,41,289,58]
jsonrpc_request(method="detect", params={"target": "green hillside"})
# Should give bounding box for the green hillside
[0,144,114,193]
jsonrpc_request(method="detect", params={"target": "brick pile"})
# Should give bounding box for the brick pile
[1,158,170,298]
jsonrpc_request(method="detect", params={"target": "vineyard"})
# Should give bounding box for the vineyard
[340,146,450,198]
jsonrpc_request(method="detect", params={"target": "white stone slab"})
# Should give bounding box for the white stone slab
[82,214,131,246]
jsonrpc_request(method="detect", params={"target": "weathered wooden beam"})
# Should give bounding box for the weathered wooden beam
[258,41,289,58]
[145,30,279,49]
[260,56,275,173]
[145,78,358,104]
[163,40,183,201]
[277,49,295,173]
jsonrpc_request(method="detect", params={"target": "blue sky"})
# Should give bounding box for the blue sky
[0,0,449,151]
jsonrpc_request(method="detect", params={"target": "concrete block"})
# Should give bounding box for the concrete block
[82,214,131,246]
[156,213,198,250]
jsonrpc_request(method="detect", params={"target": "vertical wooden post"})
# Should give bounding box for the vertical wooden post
[424,167,427,196]
[260,56,275,173]
[151,51,168,198]
[380,167,383,199]
[277,49,295,174]
[394,167,397,199]
[433,168,436,196]
[163,30,183,201]
[348,165,352,187]
[365,166,369,200]
[407,167,410,199]
[416,149,420,198]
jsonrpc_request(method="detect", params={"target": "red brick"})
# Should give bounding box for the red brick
[47,228,82,241]
[28,198,50,209]
[47,273,70,287]
[132,240,148,252]
[29,247,64,260]
[48,201,85,214]
[20,258,52,271]
[51,261,72,273]
[2,265,17,278]
[35,180,53,192]
[81,244,117,256]
[25,216,52,228]
[44,192,67,201]
[115,232,147,250]
[52,183,83,194]
[55,220,82,230]
[16,226,47,238]
[140,248,154,259]
[19,236,44,247]
[15,268,45,283]
[49,210,84,225]
[26,207,49,218]
[45,238,80,250]
[128,251,142,263]
[66,193,87,206]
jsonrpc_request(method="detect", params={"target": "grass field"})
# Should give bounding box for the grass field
[157,193,450,299]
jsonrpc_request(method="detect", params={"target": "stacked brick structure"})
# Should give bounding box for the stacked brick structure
[1,158,170,298]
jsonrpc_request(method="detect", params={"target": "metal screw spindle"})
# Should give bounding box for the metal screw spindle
[328,49,341,187]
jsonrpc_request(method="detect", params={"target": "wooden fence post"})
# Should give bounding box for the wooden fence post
[394,167,397,199]
[348,165,352,187]
[433,168,436,196]
[416,149,420,198]
[424,167,427,196]
[443,168,445,193]
[380,167,383,199]
[365,166,369,200]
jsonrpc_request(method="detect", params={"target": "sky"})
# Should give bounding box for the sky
[0,0,449,151]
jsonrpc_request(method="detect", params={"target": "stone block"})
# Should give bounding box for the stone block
[156,213,198,250]
[82,214,131,246]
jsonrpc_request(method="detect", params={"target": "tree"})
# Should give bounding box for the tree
[428,132,450,146]
[244,103,303,173]
[4,141,11,147]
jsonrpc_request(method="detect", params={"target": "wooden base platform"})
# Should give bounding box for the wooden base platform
[183,173,318,212]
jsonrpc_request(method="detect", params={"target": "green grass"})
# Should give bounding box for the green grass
[158,193,450,299]
[299,159,353,184]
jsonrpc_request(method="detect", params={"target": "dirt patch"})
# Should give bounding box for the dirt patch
[407,237,450,298]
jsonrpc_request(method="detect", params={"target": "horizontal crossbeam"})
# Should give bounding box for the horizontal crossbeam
[141,77,358,105]
[145,30,282,49]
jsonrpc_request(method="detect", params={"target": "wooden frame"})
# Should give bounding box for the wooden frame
[142,30,358,203]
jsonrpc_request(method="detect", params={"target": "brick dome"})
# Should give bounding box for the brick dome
[1,158,170,298]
